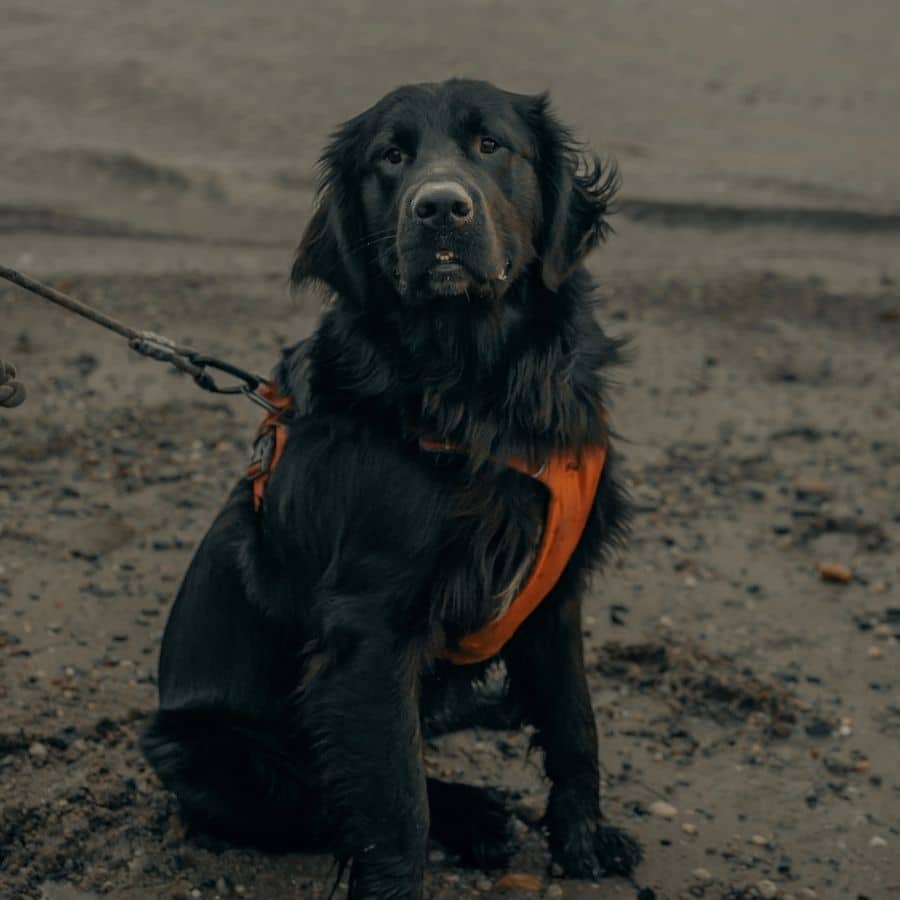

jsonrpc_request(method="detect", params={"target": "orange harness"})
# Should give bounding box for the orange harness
[246,384,606,665]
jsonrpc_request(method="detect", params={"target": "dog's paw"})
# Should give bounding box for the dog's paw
[429,782,517,869]
[552,820,642,881]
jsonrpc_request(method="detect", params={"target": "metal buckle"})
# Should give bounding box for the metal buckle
[248,428,276,478]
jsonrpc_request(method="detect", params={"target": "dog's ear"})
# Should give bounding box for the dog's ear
[525,93,618,291]
[291,117,368,303]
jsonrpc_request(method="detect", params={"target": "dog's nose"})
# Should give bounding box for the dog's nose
[412,181,474,229]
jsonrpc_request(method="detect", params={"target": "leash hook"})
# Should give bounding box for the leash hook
[186,354,282,413]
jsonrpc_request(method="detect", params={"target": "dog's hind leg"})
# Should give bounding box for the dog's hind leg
[426,779,517,869]
[141,707,328,851]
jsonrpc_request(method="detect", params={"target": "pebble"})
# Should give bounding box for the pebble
[816,561,852,583]
[681,822,698,835]
[869,835,887,847]
[757,879,778,899]
[648,800,678,819]
[867,645,883,659]
[691,867,712,881]
[793,477,832,498]
[29,742,48,761]
[798,890,817,900]
[750,834,768,846]
[494,873,542,892]
[545,886,563,898]
[475,879,492,891]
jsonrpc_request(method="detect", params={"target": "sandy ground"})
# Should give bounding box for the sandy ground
[1,2,899,899]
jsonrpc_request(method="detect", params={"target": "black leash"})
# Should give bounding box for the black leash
[0,264,280,413]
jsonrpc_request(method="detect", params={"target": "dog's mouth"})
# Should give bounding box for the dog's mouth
[394,247,512,301]
[429,249,464,274]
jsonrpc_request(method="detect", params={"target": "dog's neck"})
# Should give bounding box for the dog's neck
[283,268,620,461]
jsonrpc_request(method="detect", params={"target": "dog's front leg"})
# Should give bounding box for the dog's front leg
[504,587,641,881]
[302,620,428,899]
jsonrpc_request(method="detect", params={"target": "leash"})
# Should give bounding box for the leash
[0,264,280,413]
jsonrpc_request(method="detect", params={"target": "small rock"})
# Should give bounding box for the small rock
[804,720,832,739]
[816,561,852,583]
[29,742,48,761]
[868,645,884,659]
[682,822,698,836]
[475,879,493,891]
[757,879,778,899]
[793,477,832,498]
[545,886,564,898]
[517,795,544,823]
[869,835,887,847]
[691,868,712,881]
[648,800,678,820]
[750,834,768,846]
[215,878,230,895]
[797,890,817,899]
[494,873,543,892]
[428,849,446,863]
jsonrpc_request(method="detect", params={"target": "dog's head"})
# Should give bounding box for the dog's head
[292,79,616,309]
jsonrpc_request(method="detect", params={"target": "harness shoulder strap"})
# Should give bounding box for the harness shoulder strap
[246,383,295,512]
[440,444,606,665]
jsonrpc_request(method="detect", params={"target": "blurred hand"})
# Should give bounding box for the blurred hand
[0,360,25,407]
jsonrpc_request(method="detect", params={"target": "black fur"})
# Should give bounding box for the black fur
[142,79,640,898]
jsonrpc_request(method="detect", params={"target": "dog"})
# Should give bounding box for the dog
[141,78,641,898]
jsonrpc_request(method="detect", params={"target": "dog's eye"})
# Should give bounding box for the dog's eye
[479,137,499,155]
[383,147,404,165]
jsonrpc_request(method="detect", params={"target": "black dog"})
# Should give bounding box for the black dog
[142,78,640,898]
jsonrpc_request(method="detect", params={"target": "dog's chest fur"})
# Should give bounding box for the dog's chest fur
[273,336,553,644]
[425,454,548,640]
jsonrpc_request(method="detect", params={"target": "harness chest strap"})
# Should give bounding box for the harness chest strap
[246,385,606,666]
[434,444,605,664]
